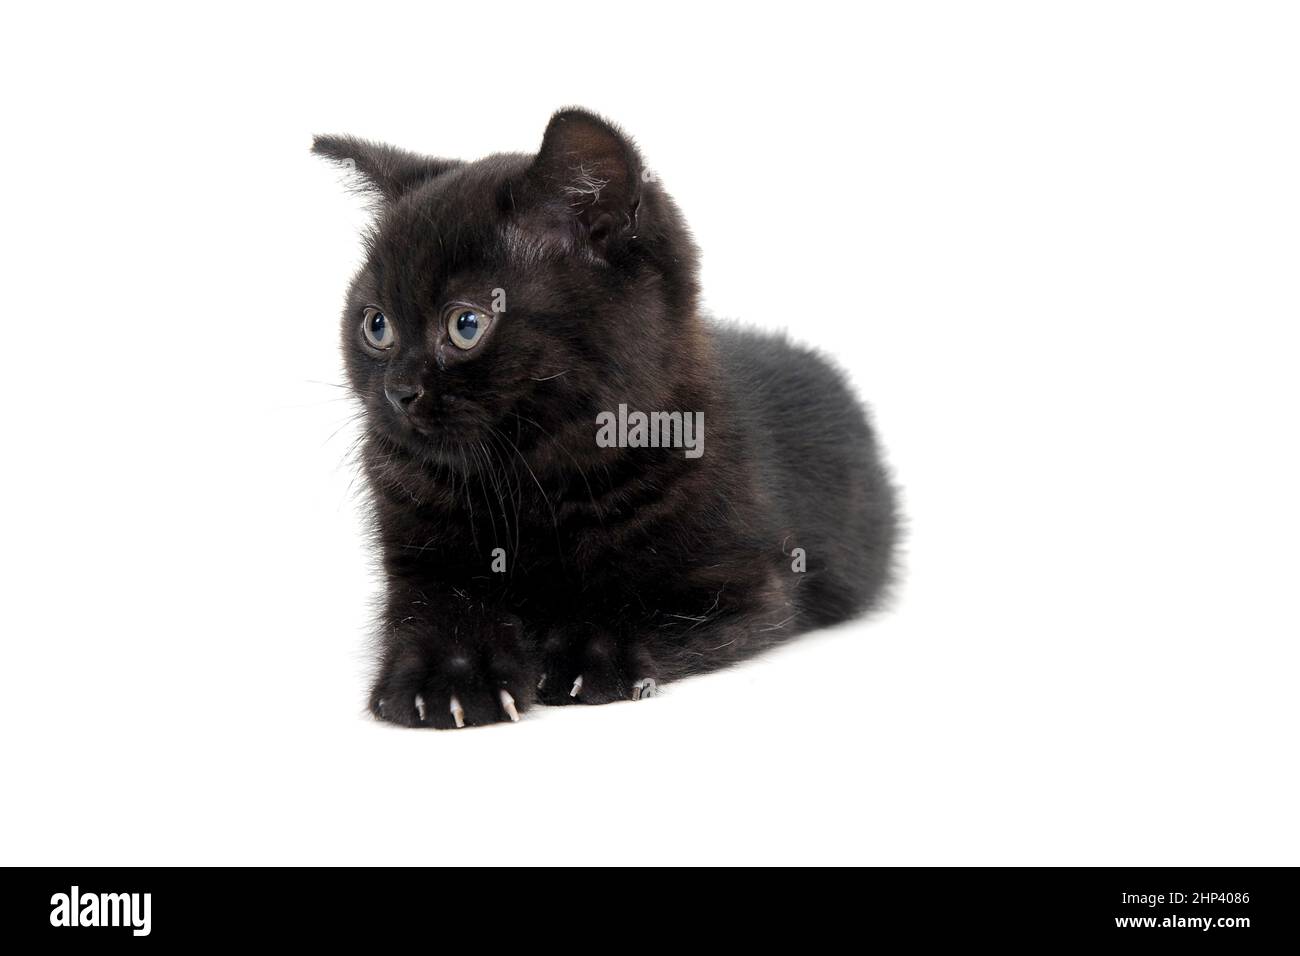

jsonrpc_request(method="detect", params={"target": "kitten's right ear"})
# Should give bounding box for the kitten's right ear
[311,135,460,202]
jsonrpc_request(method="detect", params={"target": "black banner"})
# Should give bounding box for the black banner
[3,867,1294,945]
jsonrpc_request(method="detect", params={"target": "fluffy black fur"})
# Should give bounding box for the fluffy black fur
[313,109,899,728]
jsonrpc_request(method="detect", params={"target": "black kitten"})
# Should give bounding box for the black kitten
[313,109,898,728]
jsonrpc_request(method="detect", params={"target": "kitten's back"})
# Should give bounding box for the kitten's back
[713,323,898,626]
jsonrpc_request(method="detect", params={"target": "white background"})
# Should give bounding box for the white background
[2,2,1297,866]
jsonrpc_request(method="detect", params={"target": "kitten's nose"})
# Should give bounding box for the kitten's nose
[384,382,422,414]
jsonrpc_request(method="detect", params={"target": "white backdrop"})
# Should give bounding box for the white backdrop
[2,1,1297,865]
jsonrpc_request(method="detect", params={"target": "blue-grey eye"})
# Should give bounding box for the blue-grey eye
[448,307,483,349]
[362,307,394,350]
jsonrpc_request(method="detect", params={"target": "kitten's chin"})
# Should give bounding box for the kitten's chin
[372,406,496,471]
[390,423,483,470]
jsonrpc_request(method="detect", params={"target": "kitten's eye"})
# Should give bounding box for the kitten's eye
[362,307,394,350]
[448,306,485,349]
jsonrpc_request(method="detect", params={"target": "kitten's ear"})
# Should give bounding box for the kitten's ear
[525,109,643,252]
[312,134,459,202]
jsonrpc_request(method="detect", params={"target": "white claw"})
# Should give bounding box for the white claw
[449,694,465,729]
[632,678,658,701]
[570,675,584,698]
[414,694,427,721]
[500,689,520,722]
[537,673,547,690]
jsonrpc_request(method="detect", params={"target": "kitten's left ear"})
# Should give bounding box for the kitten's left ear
[525,109,643,252]
[312,134,460,202]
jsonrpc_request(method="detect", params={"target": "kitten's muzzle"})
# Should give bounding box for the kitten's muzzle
[384,382,422,415]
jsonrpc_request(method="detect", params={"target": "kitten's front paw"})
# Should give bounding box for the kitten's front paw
[537,628,660,706]
[370,614,534,729]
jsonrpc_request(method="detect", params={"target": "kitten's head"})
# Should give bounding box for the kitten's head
[314,109,700,471]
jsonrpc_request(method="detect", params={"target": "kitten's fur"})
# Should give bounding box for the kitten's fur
[314,109,898,728]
